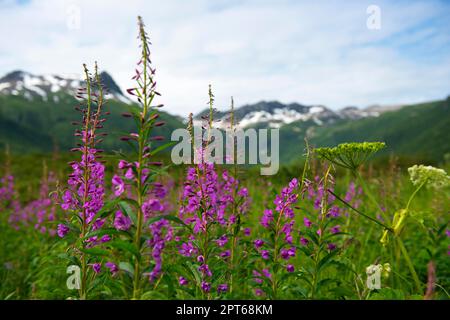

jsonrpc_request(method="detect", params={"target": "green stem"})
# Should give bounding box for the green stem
[396,237,422,292]
[79,64,92,300]
[405,180,426,211]
[329,189,392,232]
[132,24,150,300]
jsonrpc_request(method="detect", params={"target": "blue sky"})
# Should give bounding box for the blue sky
[0,0,449,116]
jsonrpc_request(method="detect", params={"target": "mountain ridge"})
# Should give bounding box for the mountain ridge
[194,100,384,129]
[0,70,130,104]
[0,70,448,164]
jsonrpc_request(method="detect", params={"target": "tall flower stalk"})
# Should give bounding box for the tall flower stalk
[176,87,249,298]
[253,178,299,299]
[57,62,107,299]
[114,16,170,299]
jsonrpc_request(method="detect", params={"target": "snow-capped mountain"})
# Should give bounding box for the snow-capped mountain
[0,70,130,103]
[194,101,383,129]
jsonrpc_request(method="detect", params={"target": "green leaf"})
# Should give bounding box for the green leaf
[146,214,187,227]
[119,200,137,225]
[119,261,134,276]
[317,249,339,273]
[79,247,110,257]
[83,228,121,240]
[92,198,121,221]
[108,239,140,258]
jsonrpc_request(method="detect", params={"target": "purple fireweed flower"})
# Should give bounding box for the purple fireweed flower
[113,210,132,231]
[201,281,211,293]
[57,224,70,238]
[142,198,163,219]
[252,270,263,284]
[177,144,250,297]
[300,237,309,246]
[61,148,106,225]
[152,182,168,199]
[179,241,196,257]
[217,284,228,293]
[262,268,272,279]
[303,217,312,228]
[244,227,251,236]
[255,178,299,284]
[148,219,172,281]
[179,276,188,286]
[105,262,118,276]
[118,160,130,169]
[0,175,14,205]
[328,206,340,218]
[260,209,274,228]
[124,168,134,180]
[254,239,264,248]
[198,264,212,277]
[280,247,296,260]
[327,243,337,251]
[237,188,248,197]
[286,264,295,273]
[220,250,231,258]
[255,288,264,296]
[92,263,101,274]
[330,225,341,234]
[180,161,247,229]
[216,234,228,247]
[344,181,363,210]
[100,234,111,243]
[112,175,125,197]
[13,171,59,234]
[61,190,75,211]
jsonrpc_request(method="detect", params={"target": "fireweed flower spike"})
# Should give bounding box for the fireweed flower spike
[177,87,249,298]
[112,16,173,299]
[56,62,108,300]
[254,178,299,299]
[14,163,59,235]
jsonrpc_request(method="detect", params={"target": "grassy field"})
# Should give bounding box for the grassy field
[0,151,448,300]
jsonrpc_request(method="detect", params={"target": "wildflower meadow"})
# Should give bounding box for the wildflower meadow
[0,15,449,304]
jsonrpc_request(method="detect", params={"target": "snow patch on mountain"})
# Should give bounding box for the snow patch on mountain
[194,100,392,130]
[0,70,131,104]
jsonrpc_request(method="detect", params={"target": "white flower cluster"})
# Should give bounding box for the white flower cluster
[408,165,449,189]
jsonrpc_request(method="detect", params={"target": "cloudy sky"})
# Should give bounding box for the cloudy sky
[0,0,449,116]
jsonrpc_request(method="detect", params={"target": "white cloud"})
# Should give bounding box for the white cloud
[0,0,449,117]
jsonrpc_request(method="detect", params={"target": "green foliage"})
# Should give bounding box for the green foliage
[0,94,184,154]
[278,99,450,165]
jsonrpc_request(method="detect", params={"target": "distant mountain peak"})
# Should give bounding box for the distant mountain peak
[0,70,130,104]
[193,99,394,129]
[100,71,122,95]
[0,70,27,82]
